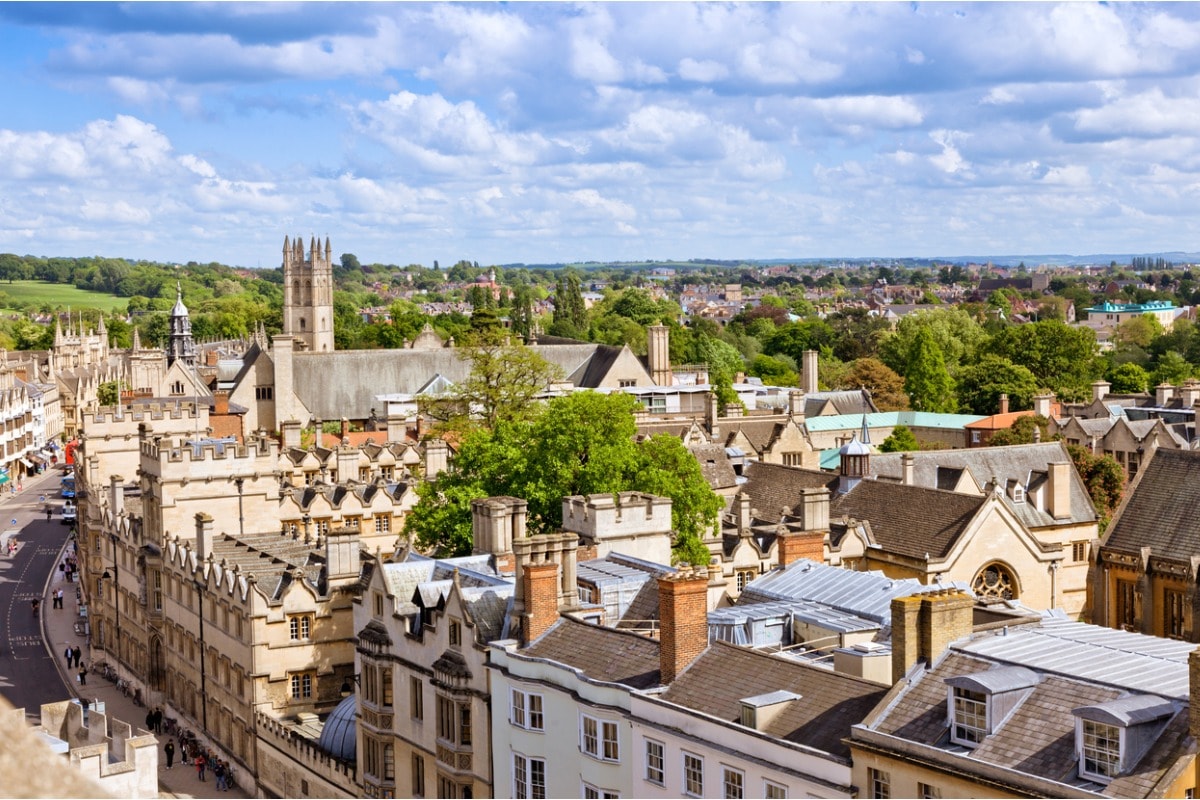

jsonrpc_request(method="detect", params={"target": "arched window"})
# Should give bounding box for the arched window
[972,562,1018,601]
[300,317,307,331]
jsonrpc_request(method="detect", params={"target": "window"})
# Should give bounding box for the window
[1116,579,1137,631]
[867,767,891,799]
[289,614,313,640]
[511,689,544,731]
[1081,720,1121,781]
[437,696,472,746]
[972,562,1017,601]
[255,386,274,401]
[918,783,942,799]
[411,677,423,720]
[513,754,546,800]
[1165,588,1187,640]
[583,784,619,799]
[782,452,804,467]
[449,619,462,648]
[645,739,664,786]
[723,767,745,799]
[618,379,636,388]
[764,781,788,799]
[375,515,391,533]
[971,430,982,444]
[950,686,988,746]
[683,753,704,797]
[581,715,619,762]
[381,668,393,707]
[152,571,162,611]
[383,744,395,780]
[290,671,314,699]
[1072,541,1089,562]
[412,754,425,797]
[374,592,385,617]
[735,569,756,592]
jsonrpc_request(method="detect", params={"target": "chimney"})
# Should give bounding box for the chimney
[340,417,350,441]
[778,530,825,567]
[657,567,710,684]
[213,390,230,416]
[647,324,672,387]
[735,493,752,532]
[110,474,125,517]
[1047,461,1072,520]
[424,439,449,479]
[195,512,214,563]
[1156,383,1175,407]
[314,417,323,448]
[472,496,523,573]
[891,589,974,684]
[1180,379,1200,408]
[336,444,359,483]
[1032,393,1054,419]
[385,414,406,443]
[521,562,561,646]
[802,350,819,395]
[707,391,720,440]
[788,389,806,424]
[280,419,302,449]
[325,526,361,583]
[901,453,915,485]
[1092,381,1111,403]
[998,393,1009,415]
[798,487,830,531]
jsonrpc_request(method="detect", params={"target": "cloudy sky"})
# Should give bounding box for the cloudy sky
[3,2,1200,268]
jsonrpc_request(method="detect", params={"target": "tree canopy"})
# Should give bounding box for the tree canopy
[405,392,723,563]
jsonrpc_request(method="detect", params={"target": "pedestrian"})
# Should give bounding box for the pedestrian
[154,708,163,734]
[145,709,154,732]
[46,507,52,522]
[195,753,206,781]
[213,761,226,791]
[77,664,86,686]
[63,646,71,665]
[55,588,63,609]
[58,562,64,577]
[72,646,81,668]
[30,598,39,615]
[164,740,175,769]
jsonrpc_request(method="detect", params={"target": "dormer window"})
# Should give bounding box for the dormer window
[1072,695,1176,784]
[944,666,1040,748]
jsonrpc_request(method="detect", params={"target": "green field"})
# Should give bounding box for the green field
[0,281,128,313]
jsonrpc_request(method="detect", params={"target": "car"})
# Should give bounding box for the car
[61,502,76,524]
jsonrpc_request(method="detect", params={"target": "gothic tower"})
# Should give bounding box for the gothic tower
[282,234,335,352]
[167,281,197,367]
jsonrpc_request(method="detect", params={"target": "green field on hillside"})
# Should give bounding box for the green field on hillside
[0,281,128,313]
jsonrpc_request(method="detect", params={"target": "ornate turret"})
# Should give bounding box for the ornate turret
[167,282,196,367]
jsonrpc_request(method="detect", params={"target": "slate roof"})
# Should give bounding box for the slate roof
[1103,448,1200,561]
[869,441,1097,526]
[866,620,1197,798]
[659,640,887,761]
[688,443,739,490]
[522,617,661,689]
[830,480,986,560]
[737,461,838,517]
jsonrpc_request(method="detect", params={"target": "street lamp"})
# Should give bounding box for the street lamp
[101,532,121,669]
[340,673,360,699]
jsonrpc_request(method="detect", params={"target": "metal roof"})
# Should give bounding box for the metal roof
[803,411,987,432]
[945,665,1040,695]
[1072,695,1178,727]
[956,618,1196,700]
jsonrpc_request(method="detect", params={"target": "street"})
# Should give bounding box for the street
[0,469,74,720]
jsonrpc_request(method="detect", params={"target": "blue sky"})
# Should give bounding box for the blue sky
[3,2,1200,268]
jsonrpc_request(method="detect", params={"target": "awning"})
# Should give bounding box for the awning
[28,454,45,464]
[0,475,11,486]
[19,458,32,469]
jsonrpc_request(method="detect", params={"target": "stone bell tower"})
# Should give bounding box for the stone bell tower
[282,235,335,352]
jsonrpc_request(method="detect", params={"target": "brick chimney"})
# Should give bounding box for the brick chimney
[213,390,230,416]
[340,417,350,440]
[1047,461,1072,520]
[657,567,710,684]
[891,589,974,684]
[998,393,1009,414]
[777,530,825,567]
[521,562,561,645]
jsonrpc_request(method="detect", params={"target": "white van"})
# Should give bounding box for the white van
[61,501,76,524]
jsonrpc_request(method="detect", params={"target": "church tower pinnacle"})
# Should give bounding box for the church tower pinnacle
[281,233,335,352]
[167,281,196,367]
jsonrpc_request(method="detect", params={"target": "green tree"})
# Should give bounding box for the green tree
[955,355,1040,416]
[97,381,119,406]
[903,327,956,412]
[550,272,588,339]
[421,330,563,433]
[878,308,987,376]
[1107,362,1150,394]
[747,354,798,387]
[988,415,1051,446]
[407,392,722,564]
[1067,444,1125,532]
[1113,314,1163,350]
[1153,350,1193,387]
[986,319,1102,401]
[879,425,920,452]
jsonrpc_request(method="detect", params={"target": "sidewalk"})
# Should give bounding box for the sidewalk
[41,518,250,798]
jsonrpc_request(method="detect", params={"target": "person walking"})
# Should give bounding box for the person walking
[195,753,207,782]
[213,760,226,791]
[55,588,63,609]
[72,646,81,668]
[77,664,86,686]
[63,646,71,665]
[145,709,154,732]
[164,740,175,769]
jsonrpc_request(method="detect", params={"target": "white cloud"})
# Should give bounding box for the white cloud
[1073,88,1200,138]
[678,58,729,83]
[929,130,971,175]
[811,95,924,129]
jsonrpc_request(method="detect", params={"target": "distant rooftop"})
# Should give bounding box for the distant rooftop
[1086,300,1177,313]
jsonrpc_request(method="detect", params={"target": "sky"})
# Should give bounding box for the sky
[3,2,1200,269]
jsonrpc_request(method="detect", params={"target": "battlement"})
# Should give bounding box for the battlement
[256,710,357,780]
[84,402,208,428]
[140,435,279,466]
[562,491,674,539]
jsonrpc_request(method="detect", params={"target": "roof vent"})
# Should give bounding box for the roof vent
[739,690,801,732]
